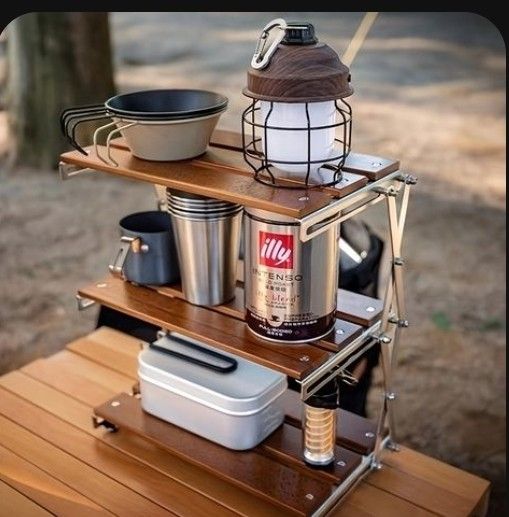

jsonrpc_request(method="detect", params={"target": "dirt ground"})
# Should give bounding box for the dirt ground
[0,12,506,515]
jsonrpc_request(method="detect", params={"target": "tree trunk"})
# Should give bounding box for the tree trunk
[6,12,115,168]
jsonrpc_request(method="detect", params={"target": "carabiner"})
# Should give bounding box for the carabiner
[251,18,287,70]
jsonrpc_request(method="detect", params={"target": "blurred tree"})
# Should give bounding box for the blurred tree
[6,12,115,168]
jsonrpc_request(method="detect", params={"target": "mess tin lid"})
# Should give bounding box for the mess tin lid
[138,333,287,415]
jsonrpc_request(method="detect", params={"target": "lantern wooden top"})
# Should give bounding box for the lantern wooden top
[244,42,353,103]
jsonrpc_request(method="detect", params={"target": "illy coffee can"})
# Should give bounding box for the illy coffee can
[244,207,340,343]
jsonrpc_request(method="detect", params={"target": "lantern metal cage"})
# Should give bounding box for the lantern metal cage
[241,97,352,189]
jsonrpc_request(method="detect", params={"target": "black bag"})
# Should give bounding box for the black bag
[338,219,384,416]
[340,219,383,298]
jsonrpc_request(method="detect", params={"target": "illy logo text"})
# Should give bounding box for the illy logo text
[259,231,293,268]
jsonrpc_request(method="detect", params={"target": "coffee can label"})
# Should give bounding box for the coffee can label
[246,227,335,342]
[259,231,294,269]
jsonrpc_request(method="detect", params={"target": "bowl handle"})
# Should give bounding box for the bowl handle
[93,120,137,166]
[59,104,110,155]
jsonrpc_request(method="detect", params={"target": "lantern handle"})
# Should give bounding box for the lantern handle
[251,18,287,70]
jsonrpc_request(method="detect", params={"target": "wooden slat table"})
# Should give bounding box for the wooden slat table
[0,327,489,516]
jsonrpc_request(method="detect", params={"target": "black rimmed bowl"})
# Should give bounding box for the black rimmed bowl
[105,89,228,120]
[60,89,228,161]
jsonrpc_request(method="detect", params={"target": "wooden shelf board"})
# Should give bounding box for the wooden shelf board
[109,136,369,199]
[78,277,331,380]
[94,393,364,516]
[60,146,335,219]
[209,129,400,181]
[152,280,382,329]
[78,274,383,378]
[335,289,384,327]
[59,126,402,217]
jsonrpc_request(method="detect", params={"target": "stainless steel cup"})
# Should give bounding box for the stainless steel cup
[169,205,242,217]
[169,209,242,306]
[109,211,180,286]
[167,189,235,209]
[169,199,234,210]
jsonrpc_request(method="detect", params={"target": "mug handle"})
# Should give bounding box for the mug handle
[109,236,149,278]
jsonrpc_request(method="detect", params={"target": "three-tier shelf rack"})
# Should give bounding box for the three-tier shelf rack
[59,129,416,516]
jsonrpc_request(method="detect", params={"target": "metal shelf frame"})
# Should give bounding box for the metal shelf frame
[62,143,416,514]
[302,173,415,511]
[296,171,415,475]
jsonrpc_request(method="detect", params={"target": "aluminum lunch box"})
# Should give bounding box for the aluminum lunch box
[138,333,287,450]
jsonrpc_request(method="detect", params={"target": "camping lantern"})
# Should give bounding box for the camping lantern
[243,18,353,187]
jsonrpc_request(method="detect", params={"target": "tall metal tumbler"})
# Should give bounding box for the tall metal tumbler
[169,207,242,306]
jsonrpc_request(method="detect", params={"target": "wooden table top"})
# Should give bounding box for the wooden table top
[0,327,490,516]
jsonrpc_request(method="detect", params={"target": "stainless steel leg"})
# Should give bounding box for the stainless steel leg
[373,182,413,463]
[372,332,392,467]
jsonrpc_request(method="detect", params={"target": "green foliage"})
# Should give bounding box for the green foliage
[479,318,505,331]
[431,311,452,331]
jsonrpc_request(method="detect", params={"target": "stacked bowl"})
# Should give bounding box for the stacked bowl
[60,89,228,162]
[106,90,228,161]
[167,188,243,307]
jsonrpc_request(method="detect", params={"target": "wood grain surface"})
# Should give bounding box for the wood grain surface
[60,146,334,218]
[245,43,353,102]
[95,393,334,516]
[152,272,382,328]
[0,374,239,517]
[335,289,384,327]
[110,136,369,198]
[0,480,53,517]
[209,129,399,181]
[0,444,111,516]
[0,408,173,517]
[78,277,331,379]
[341,152,400,181]
[151,283,366,352]
[0,416,151,514]
[0,327,490,517]
[333,482,436,517]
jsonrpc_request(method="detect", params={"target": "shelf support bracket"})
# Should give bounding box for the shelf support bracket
[299,320,381,401]
[92,414,118,432]
[59,161,96,180]
[76,294,96,311]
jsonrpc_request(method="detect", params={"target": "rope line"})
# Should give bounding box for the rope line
[342,12,379,67]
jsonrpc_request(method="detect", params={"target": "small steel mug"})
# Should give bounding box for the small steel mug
[169,209,242,306]
[109,211,180,285]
